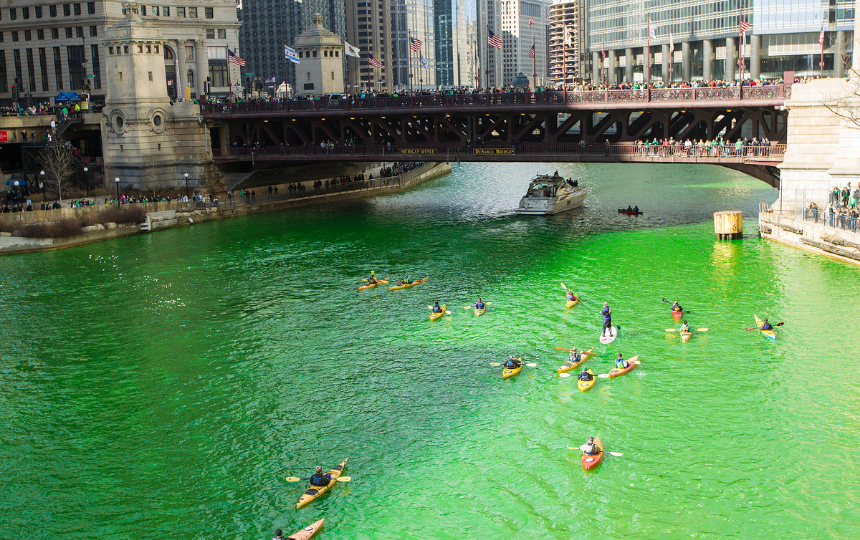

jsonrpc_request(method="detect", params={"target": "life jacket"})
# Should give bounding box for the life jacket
[309,473,329,486]
[583,443,597,454]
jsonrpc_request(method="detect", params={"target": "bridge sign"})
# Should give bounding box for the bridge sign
[474,148,515,155]
[399,148,436,154]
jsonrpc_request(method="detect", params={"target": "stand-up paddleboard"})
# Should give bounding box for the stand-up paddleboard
[599,326,618,344]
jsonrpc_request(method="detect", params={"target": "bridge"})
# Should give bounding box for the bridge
[201,85,789,186]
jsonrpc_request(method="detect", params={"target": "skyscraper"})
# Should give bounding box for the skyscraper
[476,0,502,88]
[302,0,347,38]
[346,0,394,91]
[500,0,550,86]
[391,0,435,90]
[238,0,303,90]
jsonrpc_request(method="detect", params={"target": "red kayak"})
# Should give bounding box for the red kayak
[581,436,604,471]
[618,209,643,215]
[671,309,683,321]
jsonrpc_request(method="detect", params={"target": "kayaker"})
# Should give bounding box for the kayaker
[672,301,683,312]
[273,528,284,540]
[474,298,486,309]
[504,355,521,369]
[569,348,581,362]
[634,205,639,213]
[600,302,612,337]
[578,368,592,381]
[368,271,378,285]
[760,318,774,331]
[309,466,331,487]
[566,290,576,302]
[579,436,600,455]
[399,275,413,285]
[432,302,443,313]
[680,320,690,332]
[614,352,628,369]
[626,205,633,212]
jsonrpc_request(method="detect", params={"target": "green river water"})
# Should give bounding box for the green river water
[1,163,859,539]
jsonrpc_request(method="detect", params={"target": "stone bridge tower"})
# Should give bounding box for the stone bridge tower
[101,2,220,191]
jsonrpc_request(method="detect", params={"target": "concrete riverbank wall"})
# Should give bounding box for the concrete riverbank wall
[0,162,451,255]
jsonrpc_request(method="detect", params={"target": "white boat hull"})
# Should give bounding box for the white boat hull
[516,189,587,215]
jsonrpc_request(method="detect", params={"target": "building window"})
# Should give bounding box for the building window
[137,45,143,53]
[140,5,146,15]
[124,45,128,53]
[148,71,153,81]
[206,29,215,39]
[189,7,197,17]
[217,29,226,39]
[54,46,63,89]
[163,6,170,16]
[0,32,3,43]
[153,6,159,16]
[50,5,57,17]
[65,28,72,38]
[186,46,194,59]
[73,3,81,15]
[26,49,36,92]
[205,7,213,18]
[90,26,96,37]
[63,4,71,16]
[75,27,83,38]
[145,45,151,53]
[12,31,18,42]
[39,48,49,90]
[25,30,32,41]
[313,51,317,57]
[88,2,95,14]
[91,43,100,88]
[52,28,59,39]
[109,46,113,54]
[67,45,84,88]
[23,7,30,18]
[177,7,185,17]
[36,6,42,17]
[208,59,228,86]
[37,29,44,40]
[10,8,16,20]
[187,69,194,87]
[154,44,158,53]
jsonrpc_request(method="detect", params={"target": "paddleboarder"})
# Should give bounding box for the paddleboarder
[600,302,612,337]
[309,466,332,487]
[579,436,600,455]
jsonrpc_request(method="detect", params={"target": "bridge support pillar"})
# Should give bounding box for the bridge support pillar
[661,44,670,82]
[625,48,634,83]
[608,50,616,84]
[725,37,737,82]
[592,51,601,86]
[681,42,691,82]
[835,30,846,77]
[750,35,761,80]
[703,40,713,81]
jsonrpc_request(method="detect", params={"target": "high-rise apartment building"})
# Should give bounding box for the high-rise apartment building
[587,0,855,85]
[476,0,502,88]
[548,0,584,85]
[346,0,394,91]
[238,0,303,89]
[302,0,347,38]
[500,0,549,86]
[391,0,435,90]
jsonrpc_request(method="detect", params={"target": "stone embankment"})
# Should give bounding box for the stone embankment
[0,162,451,255]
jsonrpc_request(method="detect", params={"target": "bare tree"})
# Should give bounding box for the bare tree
[38,142,77,204]
[819,45,860,129]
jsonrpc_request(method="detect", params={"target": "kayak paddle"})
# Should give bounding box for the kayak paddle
[560,282,568,290]
[286,476,351,482]
[490,361,537,367]
[463,302,492,309]
[567,447,624,457]
[744,322,784,331]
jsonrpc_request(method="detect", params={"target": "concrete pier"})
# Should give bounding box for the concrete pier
[715,211,743,240]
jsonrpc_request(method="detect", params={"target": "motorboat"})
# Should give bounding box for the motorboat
[515,172,587,215]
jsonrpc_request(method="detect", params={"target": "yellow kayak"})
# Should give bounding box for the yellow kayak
[295,458,347,509]
[389,276,429,291]
[557,347,595,374]
[680,330,692,343]
[578,369,596,391]
[566,297,578,309]
[358,279,388,291]
[430,304,446,321]
[754,314,776,340]
[475,306,486,316]
[502,357,523,379]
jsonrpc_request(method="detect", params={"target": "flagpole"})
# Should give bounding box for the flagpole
[739,9,745,85]
[532,36,536,90]
[646,16,651,88]
[820,17,825,77]
[409,35,414,94]
[486,24,490,92]
[668,31,673,82]
[602,32,605,86]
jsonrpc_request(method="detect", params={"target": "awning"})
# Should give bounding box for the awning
[55,92,82,102]
[6,180,28,186]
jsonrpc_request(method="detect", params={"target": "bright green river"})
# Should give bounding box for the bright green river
[2,163,860,539]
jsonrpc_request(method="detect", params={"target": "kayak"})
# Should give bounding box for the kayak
[581,436,603,471]
[566,297,578,309]
[557,347,595,374]
[608,354,639,378]
[754,314,776,340]
[429,304,447,322]
[288,518,325,540]
[502,357,523,379]
[618,209,643,215]
[578,369,596,392]
[474,306,486,317]
[389,276,429,291]
[599,326,618,344]
[358,279,388,291]
[296,459,347,509]
[671,309,683,321]
[680,330,692,343]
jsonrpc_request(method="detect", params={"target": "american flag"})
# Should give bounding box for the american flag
[367,53,382,68]
[740,20,750,36]
[228,49,245,66]
[410,36,422,51]
[488,29,502,49]
[529,44,535,59]
[528,17,534,28]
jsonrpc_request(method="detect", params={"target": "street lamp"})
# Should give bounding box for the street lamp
[114,177,120,202]
[40,170,45,202]
[184,173,189,198]
[83,167,89,197]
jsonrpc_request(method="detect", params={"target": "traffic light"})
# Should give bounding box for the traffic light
[11,85,18,102]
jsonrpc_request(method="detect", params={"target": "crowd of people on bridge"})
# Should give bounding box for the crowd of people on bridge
[634,136,774,157]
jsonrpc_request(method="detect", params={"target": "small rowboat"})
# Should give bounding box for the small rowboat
[754,314,776,340]
[429,304,447,322]
[599,326,618,344]
[671,309,683,321]
[358,278,388,291]
[608,355,639,378]
[581,436,603,471]
[680,330,692,343]
[578,369,596,392]
[474,306,486,317]
[389,276,429,291]
[566,297,578,309]
[502,357,523,379]
[287,518,325,540]
[296,459,347,509]
[557,347,595,374]
[617,209,643,215]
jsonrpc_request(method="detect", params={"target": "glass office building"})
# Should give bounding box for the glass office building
[586,0,855,84]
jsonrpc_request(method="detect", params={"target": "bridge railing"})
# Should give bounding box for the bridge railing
[214,142,786,162]
[201,84,789,116]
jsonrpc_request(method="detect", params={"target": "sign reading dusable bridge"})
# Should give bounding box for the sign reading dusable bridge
[474,148,515,155]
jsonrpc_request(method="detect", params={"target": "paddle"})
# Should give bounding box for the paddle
[567,447,624,457]
[745,322,784,331]
[286,476,351,482]
[428,305,451,315]
[665,328,708,332]
[463,302,492,309]
[661,297,690,313]
[555,347,597,354]
[596,360,641,378]
[490,361,537,367]
[362,277,389,282]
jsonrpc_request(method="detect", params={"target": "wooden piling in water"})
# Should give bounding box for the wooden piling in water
[714,211,743,240]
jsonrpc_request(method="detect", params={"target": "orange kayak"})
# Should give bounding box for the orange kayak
[608,355,639,378]
[581,436,603,471]
[288,518,325,540]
